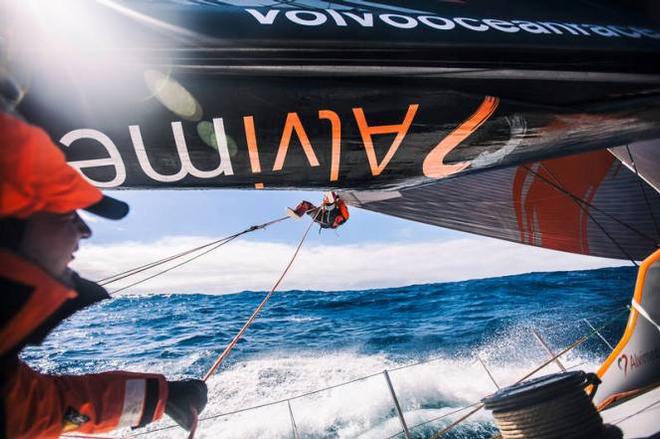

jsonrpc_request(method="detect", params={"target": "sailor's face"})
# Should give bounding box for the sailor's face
[19,211,92,283]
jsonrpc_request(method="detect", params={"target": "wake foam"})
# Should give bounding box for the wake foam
[27,313,607,439]
[134,347,600,439]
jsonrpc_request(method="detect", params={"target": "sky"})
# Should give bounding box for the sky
[72,189,627,295]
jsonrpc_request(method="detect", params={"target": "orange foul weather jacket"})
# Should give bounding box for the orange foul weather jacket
[0,250,168,439]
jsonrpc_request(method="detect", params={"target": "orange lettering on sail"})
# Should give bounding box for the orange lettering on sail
[243,116,262,174]
[422,96,499,179]
[353,104,418,176]
[319,110,341,182]
[272,112,320,171]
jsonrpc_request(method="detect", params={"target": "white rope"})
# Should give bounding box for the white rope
[631,300,660,334]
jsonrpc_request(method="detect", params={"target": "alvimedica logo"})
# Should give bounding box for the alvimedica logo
[62,97,511,188]
[617,348,660,376]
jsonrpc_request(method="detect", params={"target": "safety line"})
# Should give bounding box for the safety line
[530,305,628,328]
[186,213,320,439]
[631,299,660,334]
[385,402,483,439]
[109,235,239,295]
[98,237,230,286]
[127,371,387,438]
[202,216,317,382]
[99,216,289,286]
[611,397,660,426]
[520,310,628,382]
[429,404,485,439]
[385,306,628,377]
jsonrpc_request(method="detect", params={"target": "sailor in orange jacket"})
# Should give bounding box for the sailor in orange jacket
[0,111,207,438]
[290,192,350,229]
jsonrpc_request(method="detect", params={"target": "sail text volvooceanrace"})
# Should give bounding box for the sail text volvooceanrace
[245,8,660,40]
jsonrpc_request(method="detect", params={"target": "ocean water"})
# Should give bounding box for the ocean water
[23,266,636,439]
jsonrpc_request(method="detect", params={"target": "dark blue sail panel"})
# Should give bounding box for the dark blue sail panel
[344,147,660,260]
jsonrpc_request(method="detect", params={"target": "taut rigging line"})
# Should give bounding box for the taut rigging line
[97,216,290,293]
[187,211,320,439]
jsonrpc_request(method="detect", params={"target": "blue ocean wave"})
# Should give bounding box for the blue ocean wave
[22,266,635,438]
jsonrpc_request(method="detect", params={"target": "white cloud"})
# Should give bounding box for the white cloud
[72,236,626,295]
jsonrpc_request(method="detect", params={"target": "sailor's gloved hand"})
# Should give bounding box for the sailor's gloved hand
[165,379,208,431]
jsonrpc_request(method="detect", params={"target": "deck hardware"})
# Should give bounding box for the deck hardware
[532,329,566,372]
[583,318,614,350]
[477,355,500,390]
[287,400,299,439]
[383,370,411,439]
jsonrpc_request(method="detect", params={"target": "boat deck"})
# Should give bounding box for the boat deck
[601,386,660,439]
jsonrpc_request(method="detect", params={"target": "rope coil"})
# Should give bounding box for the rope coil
[483,372,620,439]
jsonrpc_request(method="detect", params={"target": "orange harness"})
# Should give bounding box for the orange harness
[0,250,77,357]
[0,251,168,439]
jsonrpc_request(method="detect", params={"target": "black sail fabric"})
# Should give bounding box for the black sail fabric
[2,0,660,259]
[4,0,660,190]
